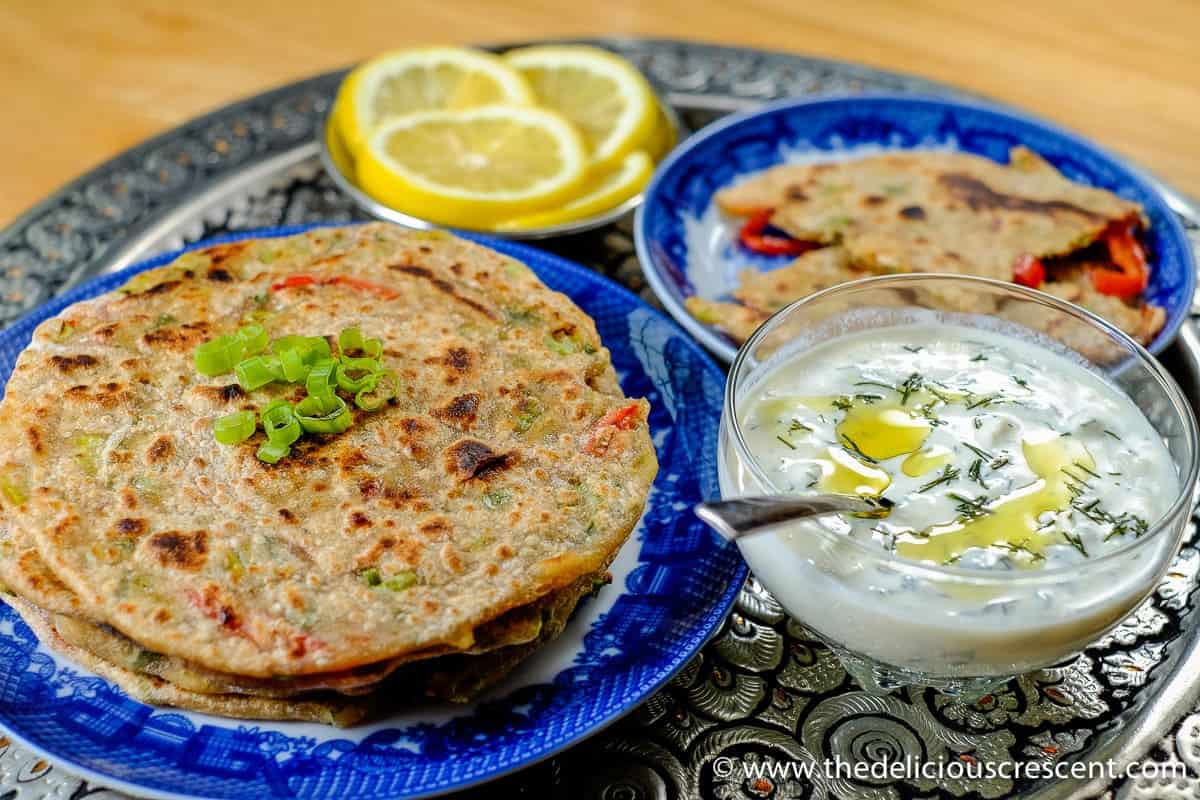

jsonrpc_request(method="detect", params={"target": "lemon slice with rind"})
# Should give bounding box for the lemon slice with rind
[324,117,356,177]
[503,45,657,170]
[356,105,588,229]
[643,103,678,162]
[494,150,653,231]
[336,47,533,151]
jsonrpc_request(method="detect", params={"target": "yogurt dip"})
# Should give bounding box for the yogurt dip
[721,322,1183,680]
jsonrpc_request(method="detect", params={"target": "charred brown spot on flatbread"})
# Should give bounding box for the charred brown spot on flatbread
[194,383,246,403]
[93,322,119,340]
[419,516,452,537]
[49,354,99,373]
[141,280,183,297]
[393,416,434,457]
[15,551,61,596]
[143,321,212,350]
[338,448,369,473]
[25,426,43,454]
[206,268,234,283]
[444,439,517,482]
[899,205,927,220]
[64,382,133,409]
[445,347,472,372]
[355,535,397,566]
[432,393,480,430]
[146,530,209,571]
[390,264,500,321]
[115,518,148,537]
[938,173,1105,221]
[786,186,808,201]
[146,436,174,464]
[391,485,431,512]
[428,346,476,386]
[441,542,465,573]
[205,241,249,266]
[863,194,887,207]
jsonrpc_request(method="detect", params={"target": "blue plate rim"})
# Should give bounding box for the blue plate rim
[634,91,1197,363]
[0,223,747,800]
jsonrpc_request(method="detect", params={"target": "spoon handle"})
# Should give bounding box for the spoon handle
[694,494,879,542]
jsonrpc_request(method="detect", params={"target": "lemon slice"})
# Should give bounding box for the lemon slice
[336,47,533,151]
[503,45,657,170]
[356,105,588,228]
[324,117,356,177]
[494,150,653,231]
[643,103,678,162]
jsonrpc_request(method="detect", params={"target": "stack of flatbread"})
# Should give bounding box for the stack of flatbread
[688,147,1165,345]
[0,224,657,725]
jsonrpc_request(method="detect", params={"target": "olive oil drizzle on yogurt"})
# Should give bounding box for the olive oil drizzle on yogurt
[744,326,1171,570]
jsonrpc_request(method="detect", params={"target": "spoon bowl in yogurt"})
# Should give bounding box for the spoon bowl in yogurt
[717,274,1198,697]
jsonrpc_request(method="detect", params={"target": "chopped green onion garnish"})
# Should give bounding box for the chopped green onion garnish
[0,472,28,506]
[336,356,380,393]
[544,333,578,355]
[256,441,290,464]
[236,324,269,355]
[195,335,245,376]
[235,355,281,390]
[272,335,331,365]
[306,358,338,399]
[213,410,256,445]
[382,571,416,592]
[514,397,543,432]
[279,347,309,383]
[270,334,307,355]
[360,567,382,587]
[261,400,301,447]
[355,370,397,411]
[296,394,352,434]
[197,324,393,464]
[305,336,333,362]
[338,327,382,358]
[71,434,106,476]
[224,550,244,579]
[483,489,511,509]
[338,326,360,352]
[339,326,365,353]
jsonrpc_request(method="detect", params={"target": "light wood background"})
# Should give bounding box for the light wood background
[1,0,1197,225]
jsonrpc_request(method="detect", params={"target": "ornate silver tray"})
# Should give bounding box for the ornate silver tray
[2,37,1199,800]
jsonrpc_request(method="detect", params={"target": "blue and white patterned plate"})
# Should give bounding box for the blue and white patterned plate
[0,225,744,800]
[635,93,1197,362]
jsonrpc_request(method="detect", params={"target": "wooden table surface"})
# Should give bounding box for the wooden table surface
[1,0,1197,226]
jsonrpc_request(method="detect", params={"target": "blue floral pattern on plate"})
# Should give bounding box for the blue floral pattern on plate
[635,94,1196,362]
[0,225,745,800]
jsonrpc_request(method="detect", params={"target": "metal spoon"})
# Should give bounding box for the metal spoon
[694,494,893,542]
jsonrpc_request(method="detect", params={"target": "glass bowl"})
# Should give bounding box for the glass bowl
[718,274,1199,697]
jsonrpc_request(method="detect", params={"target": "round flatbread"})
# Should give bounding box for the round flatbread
[6,596,368,726]
[0,224,655,677]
